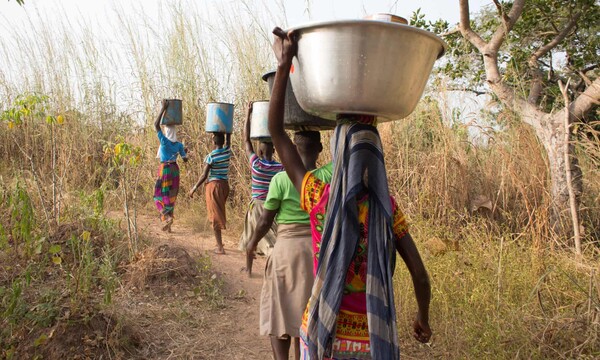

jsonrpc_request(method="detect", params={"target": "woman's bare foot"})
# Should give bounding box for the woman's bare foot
[162,216,173,231]
[213,247,226,255]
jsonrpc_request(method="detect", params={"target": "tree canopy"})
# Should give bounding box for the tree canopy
[414,0,599,117]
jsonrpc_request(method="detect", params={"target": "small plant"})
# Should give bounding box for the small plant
[104,139,144,257]
[6,182,40,257]
[1,93,66,227]
[98,246,119,305]
[66,231,96,310]
[195,256,226,309]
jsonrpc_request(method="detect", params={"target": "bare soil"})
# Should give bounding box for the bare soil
[116,213,273,359]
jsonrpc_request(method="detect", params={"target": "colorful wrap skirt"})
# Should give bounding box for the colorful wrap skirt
[154,162,180,220]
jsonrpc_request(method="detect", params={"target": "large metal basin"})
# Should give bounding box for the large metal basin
[262,71,334,130]
[288,20,446,121]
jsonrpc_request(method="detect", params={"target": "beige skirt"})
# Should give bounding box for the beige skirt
[238,199,277,256]
[259,223,314,338]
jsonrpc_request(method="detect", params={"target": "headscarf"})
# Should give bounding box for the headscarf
[306,117,400,359]
[163,125,177,142]
[157,125,178,158]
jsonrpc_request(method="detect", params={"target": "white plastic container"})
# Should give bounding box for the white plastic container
[250,101,271,140]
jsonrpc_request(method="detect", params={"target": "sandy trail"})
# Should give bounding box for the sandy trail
[134,213,273,359]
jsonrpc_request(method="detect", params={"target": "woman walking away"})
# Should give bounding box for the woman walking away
[189,132,231,254]
[268,28,432,359]
[246,131,330,360]
[154,99,188,232]
[239,101,284,256]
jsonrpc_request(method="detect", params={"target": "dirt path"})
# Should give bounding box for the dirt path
[126,213,273,359]
[119,214,434,359]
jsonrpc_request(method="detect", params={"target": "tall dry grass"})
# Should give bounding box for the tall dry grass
[0,1,598,358]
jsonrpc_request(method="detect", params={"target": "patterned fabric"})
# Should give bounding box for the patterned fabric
[205,146,231,181]
[157,130,186,163]
[335,114,379,126]
[299,174,408,359]
[249,153,284,200]
[301,122,403,359]
[153,162,180,219]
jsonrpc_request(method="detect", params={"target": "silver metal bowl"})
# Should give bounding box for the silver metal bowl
[262,71,335,130]
[288,20,446,121]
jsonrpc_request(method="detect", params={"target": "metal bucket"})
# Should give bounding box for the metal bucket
[288,20,446,121]
[205,102,234,133]
[262,71,335,130]
[161,99,183,125]
[250,100,271,141]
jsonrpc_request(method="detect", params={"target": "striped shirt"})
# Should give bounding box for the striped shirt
[205,146,231,182]
[249,153,284,200]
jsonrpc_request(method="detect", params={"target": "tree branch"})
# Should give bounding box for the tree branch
[488,0,525,52]
[454,87,488,96]
[492,0,510,30]
[558,79,581,255]
[458,0,547,133]
[526,13,581,105]
[528,13,581,65]
[570,77,600,120]
[440,27,461,37]
[458,0,487,51]
[488,81,547,133]
[528,69,544,105]
[581,64,599,73]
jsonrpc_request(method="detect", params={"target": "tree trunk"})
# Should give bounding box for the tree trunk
[538,113,583,234]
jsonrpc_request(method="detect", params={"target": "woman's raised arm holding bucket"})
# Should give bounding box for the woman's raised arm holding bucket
[154,99,168,132]
[268,27,306,193]
[243,101,255,158]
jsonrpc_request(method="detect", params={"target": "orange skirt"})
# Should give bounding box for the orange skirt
[205,180,229,230]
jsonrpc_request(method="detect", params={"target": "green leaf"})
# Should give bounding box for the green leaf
[48,244,61,255]
[33,334,48,347]
[52,255,62,265]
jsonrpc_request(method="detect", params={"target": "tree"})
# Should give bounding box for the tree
[432,0,598,249]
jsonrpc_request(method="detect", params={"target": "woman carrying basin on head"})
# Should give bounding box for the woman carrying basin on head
[268,27,432,360]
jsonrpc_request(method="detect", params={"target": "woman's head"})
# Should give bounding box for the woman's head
[258,141,275,160]
[163,125,178,142]
[294,131,322,168]
[212,133,225,146]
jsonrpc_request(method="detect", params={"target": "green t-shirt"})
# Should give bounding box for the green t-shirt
[313,162,333,183]
[263,163,333,224]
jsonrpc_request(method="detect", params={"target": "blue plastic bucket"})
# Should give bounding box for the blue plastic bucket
[161,99,183,125]
[205,102,234,133]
